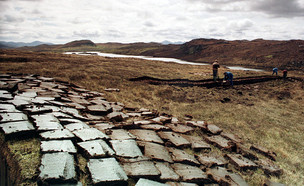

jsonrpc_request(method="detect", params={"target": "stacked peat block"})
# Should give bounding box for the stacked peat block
[0,74,129,185]
[0,74,285,185]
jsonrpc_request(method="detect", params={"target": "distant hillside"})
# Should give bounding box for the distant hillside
[0,43,10,49]
[114,38,304,71]
[15,38,304,70]
[0,41,54,48]
[61,40,96,48]
[174,39,304,70]
[15,40,97,52]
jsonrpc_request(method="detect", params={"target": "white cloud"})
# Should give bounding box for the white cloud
[0,0,303,43]
[228,19,253,31]
[73,30,101,39]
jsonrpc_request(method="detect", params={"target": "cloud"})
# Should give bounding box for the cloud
[73,30,101,38]
[187,0,245,4]
[186,0,304,18]
[103,29,125,41]
[186,0,249,12]
[228,19,253,31]
[0,0,303,43]
[17,0,43,1]
[144,21,155,27]
[250,0,304,18]
[3,14,24,22]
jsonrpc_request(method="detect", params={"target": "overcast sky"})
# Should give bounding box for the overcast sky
[1,0,304,44]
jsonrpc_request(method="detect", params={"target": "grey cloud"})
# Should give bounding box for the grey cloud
[201,0,246,4]
[73,30,101,38]
[186,0,249,12]
[186,0,246,6]
[31,9,42,14]
[0,0,42,1]
[3,15,24,22]
[192,0,246,4]
[104,29,124,39]
[0,2,8,11]
[155,29,199,41]
[20,8,42,15]
[71,17,88,24]
[250,0,304,17]
[56,34,69,40]
[188,0,304,17]
[209,32,225,38]
[187,0,304,17]
[229,19,253,31]
[144,21,155,27]
[175,16,189,21]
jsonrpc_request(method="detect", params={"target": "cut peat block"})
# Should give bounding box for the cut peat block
[39,152,77,184]
[204,135,235,151]
[171,163,210,184]
[206,167,248,186]
[250,145,277,161]
[140,141,173,163]
[225,154,258,171]
[122,161,161,179]
[87,158,128,185]
[158,131,191,148]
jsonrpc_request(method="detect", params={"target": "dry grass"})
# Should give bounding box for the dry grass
[0,49,303,185]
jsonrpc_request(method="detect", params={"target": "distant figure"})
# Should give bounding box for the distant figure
[212,60,220,81]
[223,72,233,86]
[272,67,278,75]
[283,69,288,79]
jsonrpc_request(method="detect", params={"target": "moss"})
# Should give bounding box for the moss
[265,55,273,58]
[7,137,41,182]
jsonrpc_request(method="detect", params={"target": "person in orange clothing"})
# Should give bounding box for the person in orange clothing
[283,69,288,79]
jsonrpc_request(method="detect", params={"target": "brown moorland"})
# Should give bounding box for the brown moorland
[16,38,304,71]
[0,49,304,185]
[139,39,304,71]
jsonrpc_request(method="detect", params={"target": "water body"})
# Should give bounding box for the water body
[65,52,265,72]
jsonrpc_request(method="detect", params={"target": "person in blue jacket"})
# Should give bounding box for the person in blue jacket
[272,67,278,75]
[223,72,233,86]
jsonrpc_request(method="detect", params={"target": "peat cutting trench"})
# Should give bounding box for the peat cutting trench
[129,75,302,88]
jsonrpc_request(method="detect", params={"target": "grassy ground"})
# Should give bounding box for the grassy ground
[0,49,303,185]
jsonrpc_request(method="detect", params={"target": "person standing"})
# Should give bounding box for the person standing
[283,69,288,79]
[212,60,220,81]
[223,72,233,86]
[272,67,278,75]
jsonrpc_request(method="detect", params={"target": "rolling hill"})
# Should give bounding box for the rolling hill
[13,38,304,71]
[0,41,54,48]
[130,38,304,71]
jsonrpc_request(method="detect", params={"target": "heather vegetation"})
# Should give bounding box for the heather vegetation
[0,49,303,185]
[16,39,304,71]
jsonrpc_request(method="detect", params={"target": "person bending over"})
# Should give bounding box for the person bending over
[223,72,233,86]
